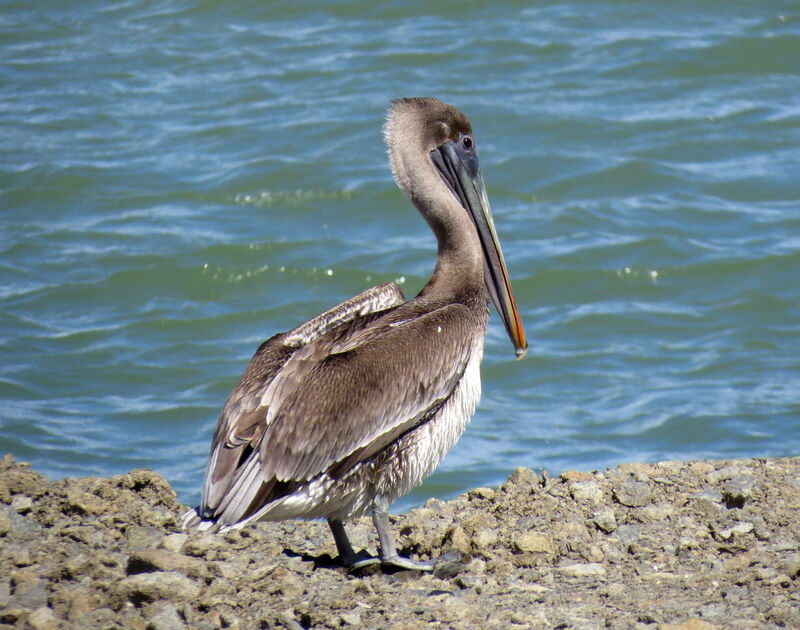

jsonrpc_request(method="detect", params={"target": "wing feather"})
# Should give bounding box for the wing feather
[262,304,476,483]
[204,300,478,526]
[199,282,405,515]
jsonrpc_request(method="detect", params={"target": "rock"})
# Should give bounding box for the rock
[127,549,209,579]
[559,563,606,578]
[471,527,498,550]
[592,508,617,533]
[613,480,651,507]
[160,533,189,553]
[445,525,471,554]
[432,551,470,579]
[117,571,201,604]
[10,494,33,514]
[560,470,593,482]
[0,453,15,470]
[640,502,675,521]
[0,513,11,536]
[717,522,753,541]
[468,487,495,501]
[504,467,541,489]
[513,532,555,555]
[778,553,800,579]
[661,620,718,630]
[182,533,224,558]
[721,476,756,508]
[27,606,60,630]
[145,600,186,630]
[570,481,604,504]
[611,524,642,549]
[0,577,9,608]
[125,524,165,550]
[706,465,740,483]
[65,488,109,516]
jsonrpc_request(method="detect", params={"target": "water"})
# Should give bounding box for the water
[2,1,799,511]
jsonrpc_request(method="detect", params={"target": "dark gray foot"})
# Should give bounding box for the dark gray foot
[328,503,433,573]
[343,550,382,570]
[328,518,379,569]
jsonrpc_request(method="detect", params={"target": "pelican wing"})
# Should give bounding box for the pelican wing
[200,282,405,514]
[263,302,476,482]
[205,300,477,525]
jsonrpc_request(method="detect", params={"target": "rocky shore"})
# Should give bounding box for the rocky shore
[1,453,798,629]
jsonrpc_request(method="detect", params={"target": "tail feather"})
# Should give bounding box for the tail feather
[181,507,220,533]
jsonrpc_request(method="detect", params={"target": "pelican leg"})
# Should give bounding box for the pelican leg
[327,518,380,569]
[372,495,433,571]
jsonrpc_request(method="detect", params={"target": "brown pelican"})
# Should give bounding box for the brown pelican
[183,97,527,571]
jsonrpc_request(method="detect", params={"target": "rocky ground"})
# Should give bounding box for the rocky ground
[0,453,798,629]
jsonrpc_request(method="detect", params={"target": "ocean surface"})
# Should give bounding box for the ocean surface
[2,1,799,512]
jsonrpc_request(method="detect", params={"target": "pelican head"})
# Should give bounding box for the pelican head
[385,97,528,358]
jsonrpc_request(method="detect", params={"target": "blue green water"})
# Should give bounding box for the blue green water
[2,2,799,511]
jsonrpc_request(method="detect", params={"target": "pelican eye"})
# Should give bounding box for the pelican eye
[461,135,474,151]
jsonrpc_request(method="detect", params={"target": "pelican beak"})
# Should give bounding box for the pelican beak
[431,138,528,359]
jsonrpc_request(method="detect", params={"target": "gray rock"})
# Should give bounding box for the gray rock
[127,549,209,579]
[570,481,604,504]
[145,600,186,630]
[432,551,470,579]
[721,475,756,508]
[611,524,642,549]
[613,481,651,507]
[125,524,165,550]
[559,563,606,578]
[182,533,224,558]
[513,531,556,555]
[717,522,753,541]
[505,467,542,489]
[11,494,33,514]
[706,464,741,483]
[27,606,60,630]
[6,580,48,612]
[117,571,201,604]
[593,508,617,533]
[160,533,188,553]
[0,577,9,608]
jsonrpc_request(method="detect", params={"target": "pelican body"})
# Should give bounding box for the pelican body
[184,98,527,570]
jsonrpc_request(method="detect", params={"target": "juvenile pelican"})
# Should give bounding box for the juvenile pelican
[183,97,527,570]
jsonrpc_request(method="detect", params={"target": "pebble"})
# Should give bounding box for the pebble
[145,600,186,630]
[559,563,606,578]
[570,481,604,504]
[127,549,209,579]
[117,571,201,603]
[11,494,33,514]
[592,507,617,533]
[721,475,756,508]
[560,470,594,482]
[612,524,642,549]
[718,522,753,541]
[432,551,470,579]
[160,533,189,553]
[613,481,651,507]
[513,532,556,555]
[0,513,10,536]
[27,606,60,630]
